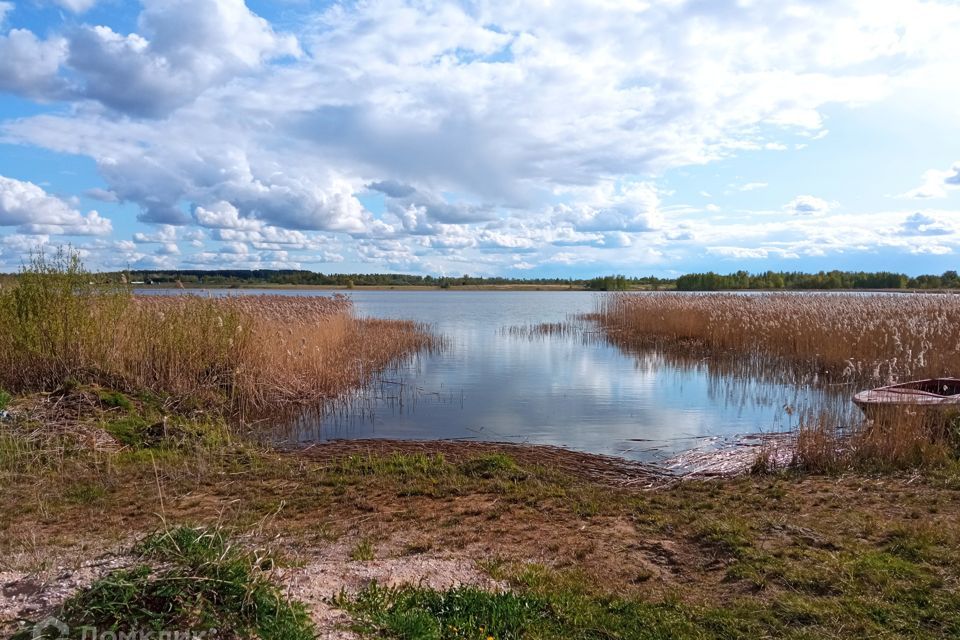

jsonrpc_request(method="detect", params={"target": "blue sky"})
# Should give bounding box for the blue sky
[0,0,958,277]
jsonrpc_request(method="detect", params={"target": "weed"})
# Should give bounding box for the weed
[351,538,376,561]
[0,249,436,417]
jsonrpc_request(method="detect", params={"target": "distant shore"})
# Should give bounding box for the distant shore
[131,282,960,293]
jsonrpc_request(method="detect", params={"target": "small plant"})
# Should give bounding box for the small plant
[0,388,10,412]
[350,538,376,561]
[15,525,315,640]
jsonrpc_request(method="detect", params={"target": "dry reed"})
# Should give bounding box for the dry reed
[594,292,960,387]
[0,251,436,418]
[594,292,960,469]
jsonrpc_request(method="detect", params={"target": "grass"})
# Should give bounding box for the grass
[3,425,960,638]
[2,252,960,637]
[14,525,315,640]
[0,248,436,418]
[351,539,377,561]
[339,558,960,639]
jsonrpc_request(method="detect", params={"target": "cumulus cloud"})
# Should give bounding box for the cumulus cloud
[3,1,960,271]
[0,30,68,99]
[903,162,960,199]
[551,182,663,233]
[900,212,953,236]
[785,195,835,216]
[0,175,112,235]
[66,0,299,117]
[193,201,261,231]
[133,225,177,244]
[368,181,495,230]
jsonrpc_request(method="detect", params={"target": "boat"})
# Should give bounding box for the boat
[853,378,960,414]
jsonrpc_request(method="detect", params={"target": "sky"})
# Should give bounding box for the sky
[0,0,959,278]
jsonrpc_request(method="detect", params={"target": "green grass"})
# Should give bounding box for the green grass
[0,388,10,411]
[457,453,526,480]
[103,412,231,450]
[16,525,315,640]
[339,561,960,640]
[97,389,133,411]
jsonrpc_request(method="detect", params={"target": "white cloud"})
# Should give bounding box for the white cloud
[551,182,663,233]
[133,225,177,244]
[64,0,299,117]
[0,30,68,99]
[3,1,960,271]
[903,162,960,199]
[0,175,112,235]
[0,2,12,26]
[900,212,953,236]
[51,0,98,13]
[193,201,261,231]
[785,195,836,216]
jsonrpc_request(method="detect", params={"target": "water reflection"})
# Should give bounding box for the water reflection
[258,290,852,463]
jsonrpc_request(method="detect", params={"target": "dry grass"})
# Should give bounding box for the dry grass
[594,292,960,469]
[0,250,435,418]
[594,292,960,387]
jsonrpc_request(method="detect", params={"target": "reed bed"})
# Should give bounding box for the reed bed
[594,292,960,469]
[0,251,436,418]
[595,292,960,387]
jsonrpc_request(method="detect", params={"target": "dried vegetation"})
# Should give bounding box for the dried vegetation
[0,249,435,418]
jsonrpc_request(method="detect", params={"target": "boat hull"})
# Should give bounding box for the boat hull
[853,378,960,416]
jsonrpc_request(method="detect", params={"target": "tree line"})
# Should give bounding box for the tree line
[674,270,960,291]
[87,268,960,291]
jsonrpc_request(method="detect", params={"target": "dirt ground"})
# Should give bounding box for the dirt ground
[3,438,960,637]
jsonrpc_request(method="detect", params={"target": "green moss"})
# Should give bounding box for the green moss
[96,389,133,411]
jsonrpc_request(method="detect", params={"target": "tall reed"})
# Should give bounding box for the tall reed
[595,292,960,387]
[0,250,435,417]
[594,292,960,469]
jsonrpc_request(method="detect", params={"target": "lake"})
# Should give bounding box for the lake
[147,289,850,463]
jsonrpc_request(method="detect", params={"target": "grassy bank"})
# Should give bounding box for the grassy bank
[3,397,960,637]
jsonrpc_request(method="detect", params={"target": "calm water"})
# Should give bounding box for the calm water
[165,289,846,463]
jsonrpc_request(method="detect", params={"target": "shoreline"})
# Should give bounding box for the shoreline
[4,431,959,637]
